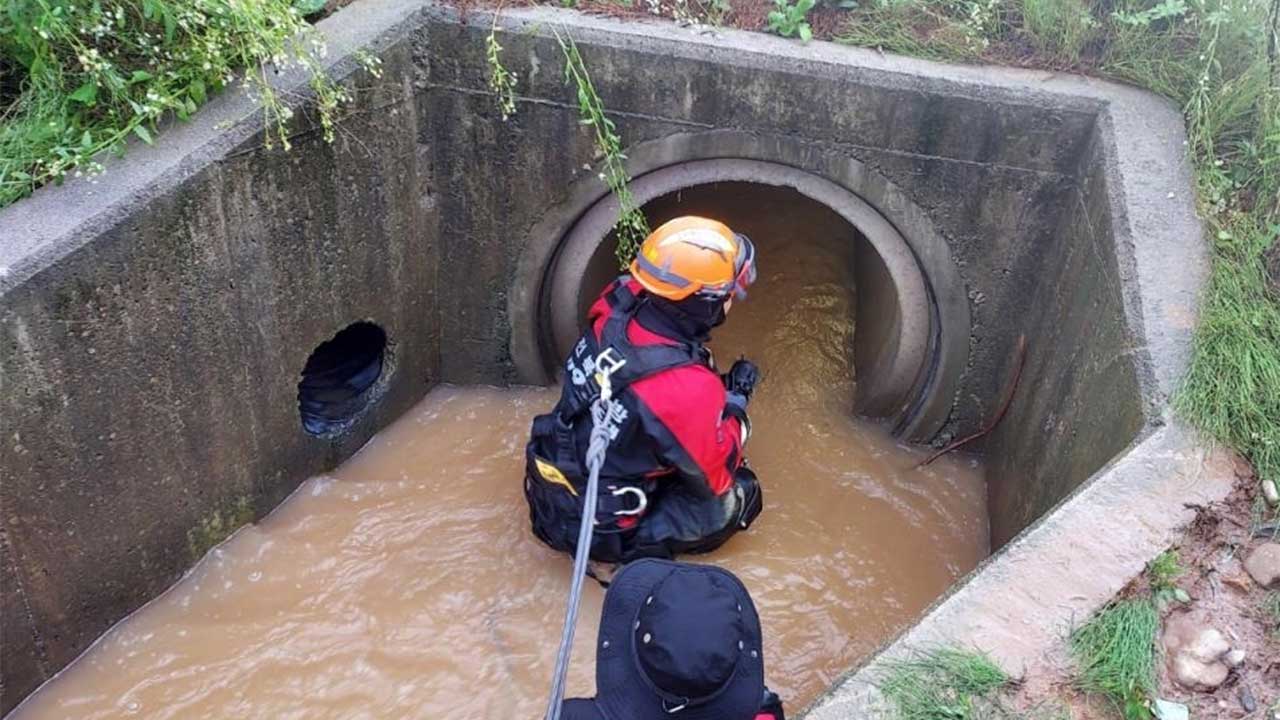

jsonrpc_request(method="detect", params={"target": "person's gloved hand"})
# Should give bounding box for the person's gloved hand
[722,358,760,404]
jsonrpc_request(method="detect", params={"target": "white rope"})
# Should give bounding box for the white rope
[543,371,618,720]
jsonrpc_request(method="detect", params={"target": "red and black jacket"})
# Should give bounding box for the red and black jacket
[524,278,746,558]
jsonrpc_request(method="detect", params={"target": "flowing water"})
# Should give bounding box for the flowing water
[12,185,990,719]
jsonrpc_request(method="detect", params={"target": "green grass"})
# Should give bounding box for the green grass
[837,0,1280,494]
[879,648,1010,720]
[1020,0,1096,63]
[0,0,372,208]
[1069,600,1159,719]
[1145,549,1183,592]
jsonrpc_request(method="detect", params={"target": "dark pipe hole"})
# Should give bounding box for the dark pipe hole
[298,322,387,437]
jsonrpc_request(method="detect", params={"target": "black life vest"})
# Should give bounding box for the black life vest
[524,281,705,560]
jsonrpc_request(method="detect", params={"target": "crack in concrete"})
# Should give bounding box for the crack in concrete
[427,83,1074,180]
[0,524,51,681]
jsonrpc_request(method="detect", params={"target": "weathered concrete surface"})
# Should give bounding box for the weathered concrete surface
[467,8,1199,546]
[0,2,438,712]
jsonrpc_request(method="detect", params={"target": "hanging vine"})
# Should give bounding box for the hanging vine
[556,32,650,268]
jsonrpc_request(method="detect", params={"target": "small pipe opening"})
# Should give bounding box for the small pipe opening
[297,322,387,437]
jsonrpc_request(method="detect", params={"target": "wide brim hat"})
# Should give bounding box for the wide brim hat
[588,559,766,720]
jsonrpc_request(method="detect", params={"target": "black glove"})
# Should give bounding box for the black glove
[722,358,760,403]
[760,688,785,720]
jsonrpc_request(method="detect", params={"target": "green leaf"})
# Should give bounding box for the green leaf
[81,130,93,149]
[164,12,177,42]
[130,70,153,84]
[294,0,328,15]
[190,79,207,104]
[798,23,812,42]
[133,125,154,145]
[69,82,98,104]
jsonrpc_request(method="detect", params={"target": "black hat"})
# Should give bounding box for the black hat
[579,559,766,720]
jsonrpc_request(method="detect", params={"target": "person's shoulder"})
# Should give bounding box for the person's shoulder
[631,362,723,408]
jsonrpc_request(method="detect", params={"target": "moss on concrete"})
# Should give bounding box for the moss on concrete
[186,496,255,563]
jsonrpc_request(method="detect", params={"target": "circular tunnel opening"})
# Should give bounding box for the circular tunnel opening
[538,166,943,439]
[297,321,388,437]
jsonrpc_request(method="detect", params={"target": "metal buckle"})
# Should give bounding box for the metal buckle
[594,347,628,401]
[594,347,627,380]
[610,486,647,516]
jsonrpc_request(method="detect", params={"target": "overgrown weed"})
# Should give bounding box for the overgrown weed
[880,648,1008,720]
[1069,600,1159,720]
[0,0,377,207]
[1146,549,1184,592]
[555,32,650,267]
[1020,0,1096,63]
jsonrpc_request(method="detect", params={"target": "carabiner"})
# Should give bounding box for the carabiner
[610,486,648,516]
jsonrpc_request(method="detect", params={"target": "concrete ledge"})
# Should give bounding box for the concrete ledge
[803,422,1235,717]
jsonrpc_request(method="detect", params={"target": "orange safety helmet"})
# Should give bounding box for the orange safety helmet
[629,216,757,302]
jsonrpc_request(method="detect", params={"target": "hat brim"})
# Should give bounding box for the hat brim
[594,559,765,720]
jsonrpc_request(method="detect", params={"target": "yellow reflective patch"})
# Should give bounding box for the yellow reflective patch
[535,457,577,496]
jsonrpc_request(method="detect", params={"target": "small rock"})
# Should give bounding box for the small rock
[1225,648,1246,667]
[1222,573,1256,593]
[1172,653,1229,690]
[1153,698,1190,720]
[1185,627,1231,664]
[1243,543,1280,589]
[1164,615,1232,691]
[1263,478,1280,506]
[1240,686,1257,713]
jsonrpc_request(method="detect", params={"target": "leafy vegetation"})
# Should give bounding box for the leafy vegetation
[1146,550,1184,592]
[1069,600,1159,720]
[0,0,378,208]
[834,0,1279,500]
[485,14,519,121]
[556,32,650,267]
[768,0,815,42]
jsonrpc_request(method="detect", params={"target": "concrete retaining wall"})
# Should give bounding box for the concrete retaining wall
[0,1,1207,713]
[0,5,438,710]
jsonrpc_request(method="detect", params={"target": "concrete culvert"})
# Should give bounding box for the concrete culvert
[298,321,388,437]
[0,4,1238,717]
[533,161,969,443]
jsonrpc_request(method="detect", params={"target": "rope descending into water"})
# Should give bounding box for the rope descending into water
[543,371,618,720]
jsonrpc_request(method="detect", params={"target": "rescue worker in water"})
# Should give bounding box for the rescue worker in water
[524,216,763,564]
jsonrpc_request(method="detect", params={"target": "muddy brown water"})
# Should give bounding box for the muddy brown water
[12,185,990,719]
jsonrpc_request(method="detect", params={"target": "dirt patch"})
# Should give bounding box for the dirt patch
[1153,465,1279,718]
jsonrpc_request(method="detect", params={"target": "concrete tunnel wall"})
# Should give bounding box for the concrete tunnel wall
[0,1,1190,712]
